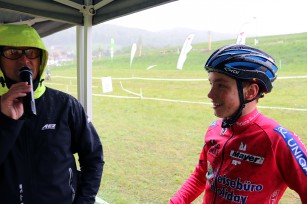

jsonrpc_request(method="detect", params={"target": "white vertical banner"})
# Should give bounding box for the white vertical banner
[101,76,113,93]
[110,38,115,60]
[177,33,194,70]
[130,43,137,67]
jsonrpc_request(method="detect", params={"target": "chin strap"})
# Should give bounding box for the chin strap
[222,80,263,128]
[222,80,245,128]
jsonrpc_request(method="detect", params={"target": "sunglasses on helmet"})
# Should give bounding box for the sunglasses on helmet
[0,48,41,60]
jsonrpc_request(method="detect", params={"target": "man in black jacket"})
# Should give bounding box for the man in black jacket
[0,24,104,203]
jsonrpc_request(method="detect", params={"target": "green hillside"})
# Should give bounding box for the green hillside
[52,32,307,75]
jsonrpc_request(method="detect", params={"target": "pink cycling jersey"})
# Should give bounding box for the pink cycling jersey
[170,109,307,204]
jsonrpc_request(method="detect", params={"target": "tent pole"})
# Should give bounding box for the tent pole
[77,2,93,119]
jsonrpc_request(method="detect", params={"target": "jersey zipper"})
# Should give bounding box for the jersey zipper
[212,127,235,204]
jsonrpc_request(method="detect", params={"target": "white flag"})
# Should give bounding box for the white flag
[177,34,195,70]
[130,43,137,67]
[236,31,246,45]
[110,38,115,60]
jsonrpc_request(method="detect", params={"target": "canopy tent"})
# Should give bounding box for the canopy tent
[0,0,176,118]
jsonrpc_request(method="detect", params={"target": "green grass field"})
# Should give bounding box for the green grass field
[45,33,307,204]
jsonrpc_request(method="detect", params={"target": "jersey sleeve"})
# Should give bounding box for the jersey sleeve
[70,99,104,204]
[273,126,307,202]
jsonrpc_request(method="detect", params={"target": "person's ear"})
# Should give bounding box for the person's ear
[244,83,259,100]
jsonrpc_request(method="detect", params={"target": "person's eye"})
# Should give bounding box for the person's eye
[218,84,227,88]
[26,50,34,55]
[10,49,19,54]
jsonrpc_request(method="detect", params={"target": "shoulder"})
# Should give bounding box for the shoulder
[272,125,305,150]
[42,87,84,112]
[43,87,89,120]
[208,119,222,130]
[254,113,280,134]
[205,119,223,137]
[254,113,302,147]
[44,87,79,102]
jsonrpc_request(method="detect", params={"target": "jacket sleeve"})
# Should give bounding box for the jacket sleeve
[0,112,24,165]
[70,101,104,204]
[273,126,307,203]
[169,145,207,204]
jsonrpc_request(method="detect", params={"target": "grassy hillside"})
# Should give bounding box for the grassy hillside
[46,32,307,204]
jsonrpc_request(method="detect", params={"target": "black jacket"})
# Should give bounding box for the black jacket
[0,87,104,204]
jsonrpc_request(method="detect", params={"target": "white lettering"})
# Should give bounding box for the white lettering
[299,158,306,167]
[224,67,240,75]
[41,124,56,130]
[275,125,307,176]
[288,138,296,147]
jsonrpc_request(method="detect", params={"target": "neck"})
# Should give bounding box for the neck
[240,100,258,117]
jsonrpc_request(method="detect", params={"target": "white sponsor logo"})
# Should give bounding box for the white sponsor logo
[230,150,264,164]
[274,126,307,175]
[239,142,247,151]
[224,67,240,75]
[41,124,56,130]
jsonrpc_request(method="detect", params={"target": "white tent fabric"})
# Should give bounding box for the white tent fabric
[0,0,176,118]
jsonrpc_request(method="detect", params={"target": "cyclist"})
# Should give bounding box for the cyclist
[169,44,307,204]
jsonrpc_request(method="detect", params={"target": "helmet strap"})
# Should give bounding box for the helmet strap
[222,80,245,128]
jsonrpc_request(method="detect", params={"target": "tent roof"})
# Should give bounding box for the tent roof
[0,0,176,118]
[0,0,176,37]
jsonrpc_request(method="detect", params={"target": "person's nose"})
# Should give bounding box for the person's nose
[18,54,32,66]
[207,86,215,99]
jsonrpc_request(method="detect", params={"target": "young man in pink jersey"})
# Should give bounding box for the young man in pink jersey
[169,44,307,204]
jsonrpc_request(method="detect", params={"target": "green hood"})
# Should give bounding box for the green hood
[0,24,48,98]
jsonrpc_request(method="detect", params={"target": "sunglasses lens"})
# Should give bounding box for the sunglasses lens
[2,48,41,60]
[3,49,21,59]
[25,49,41,59]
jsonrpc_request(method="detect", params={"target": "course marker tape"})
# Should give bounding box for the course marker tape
[92,93,307,112]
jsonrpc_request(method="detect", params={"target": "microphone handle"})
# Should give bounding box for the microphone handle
[23,80,37,117]
[19,67,37,117]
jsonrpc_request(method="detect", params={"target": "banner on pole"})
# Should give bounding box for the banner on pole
[177,34,195,70]
[130,43,137,67]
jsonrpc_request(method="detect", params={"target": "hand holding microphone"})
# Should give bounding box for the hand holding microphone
[19,67,37,117]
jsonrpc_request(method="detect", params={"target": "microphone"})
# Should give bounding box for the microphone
[19,67,37,117]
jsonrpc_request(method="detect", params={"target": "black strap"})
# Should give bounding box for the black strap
[222,80,245,128]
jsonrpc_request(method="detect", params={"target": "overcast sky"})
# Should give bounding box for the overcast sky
[106,0,307,36]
